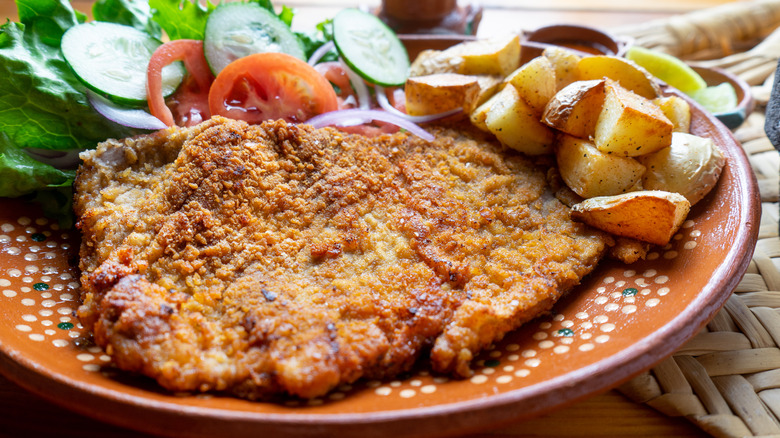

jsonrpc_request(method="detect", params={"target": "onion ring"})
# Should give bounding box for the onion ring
[307,40,336,66]
[87,90,167,131]
[374,85,463,123]
[306,109,434,141]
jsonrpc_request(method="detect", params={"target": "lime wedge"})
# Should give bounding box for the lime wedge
[626,46,707,93]
[689,82,738,114]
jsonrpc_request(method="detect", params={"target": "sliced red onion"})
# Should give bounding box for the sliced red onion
[374,85,463,123]
[25,147,82,169]
[87,90,167,131]
[339,59,371,110]
[306,109,434,141]
[308,40,335,66]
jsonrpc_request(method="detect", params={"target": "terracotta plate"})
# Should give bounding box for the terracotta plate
[0,40,760,438]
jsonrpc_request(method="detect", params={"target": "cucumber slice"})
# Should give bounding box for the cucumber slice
[332,8,410,87]
[61,22,184,106]
[204,3,305,75]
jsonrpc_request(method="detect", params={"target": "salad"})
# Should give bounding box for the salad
[1,0,444,226]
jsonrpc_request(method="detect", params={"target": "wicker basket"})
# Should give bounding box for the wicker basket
[613,1,780,436]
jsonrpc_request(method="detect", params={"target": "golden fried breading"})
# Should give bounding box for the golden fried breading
[74,117,608,399]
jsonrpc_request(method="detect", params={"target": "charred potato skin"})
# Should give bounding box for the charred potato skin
[542,79,606,139]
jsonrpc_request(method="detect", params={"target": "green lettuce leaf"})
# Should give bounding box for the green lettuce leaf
[0,0,138,223]
[0,3,136,152]
[15,0,86,45]
[297,18,335,61]
[149,0,216,40]
[0,132,74,197]
[25,185,75,228]
[92,0,162,38]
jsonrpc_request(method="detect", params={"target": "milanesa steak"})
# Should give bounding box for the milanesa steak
[74,116,608,399]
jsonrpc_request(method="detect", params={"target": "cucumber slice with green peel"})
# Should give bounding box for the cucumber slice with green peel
[332,8,410,87]
[61,22,184,106]
[204,3,305,75]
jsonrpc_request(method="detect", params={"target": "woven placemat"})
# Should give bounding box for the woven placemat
[613,2,780,437]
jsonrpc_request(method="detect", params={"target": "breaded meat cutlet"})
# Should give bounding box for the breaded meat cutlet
[74,116,608,399]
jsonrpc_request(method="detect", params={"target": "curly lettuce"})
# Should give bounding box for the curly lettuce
[0,0,141,224]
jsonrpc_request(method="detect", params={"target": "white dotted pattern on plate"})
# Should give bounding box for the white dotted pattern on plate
[0,216,700,402]
[0,216,110,374]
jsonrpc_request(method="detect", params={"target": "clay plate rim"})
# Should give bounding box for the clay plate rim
[0,36,762,438]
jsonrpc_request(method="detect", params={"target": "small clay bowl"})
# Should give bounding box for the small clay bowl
[522,24,631,64]
[400,24,630,65]
[689,64,755,130]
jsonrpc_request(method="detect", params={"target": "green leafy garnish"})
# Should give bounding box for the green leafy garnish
[149,0,216,40]
[0,0,137,223]
[92,0,162,39]
[297,18,336,62]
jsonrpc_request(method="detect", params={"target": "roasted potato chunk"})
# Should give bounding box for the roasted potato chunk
[453,35,522,76]
[470,91,498,132]
[473,74,504,107]
[543,46,581,91]
[405,73,481,116]
[408,35,521,78]
[409,49,463,77]
[504,56,557,116]
[571,190,690,246]
[638,132,726,205]
[484,85,554,155]
[542,79,606,139]
[556,134,646,198]
[653,96,692,133]
[594,79,673,157]
[577,55,661,100]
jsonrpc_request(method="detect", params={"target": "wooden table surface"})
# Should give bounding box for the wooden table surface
[0,0,741,437]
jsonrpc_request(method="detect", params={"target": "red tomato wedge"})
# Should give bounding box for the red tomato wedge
[147,39,214,127]
[208,52,339,124]
[314,61,356,110]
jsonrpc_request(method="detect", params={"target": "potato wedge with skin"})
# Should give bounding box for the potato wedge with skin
[653,96,691,133]
[556,134,646,198]
[405,73,481,116]
[504,56,557,116]
[409,49,463,77]
[577,55,661,100]
[543,46,581,91]
[542,79,606,139]
[484,85,554,155]
[450,35,522,77]
[638,132,726,205]
[571,190,691,246]
[594,79,674,157]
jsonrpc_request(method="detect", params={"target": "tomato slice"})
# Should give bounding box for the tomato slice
[314,61,356,110]
[147,39,213,127]
[208,52,338,124]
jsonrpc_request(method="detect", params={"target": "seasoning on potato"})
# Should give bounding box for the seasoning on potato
[405,39,727,255]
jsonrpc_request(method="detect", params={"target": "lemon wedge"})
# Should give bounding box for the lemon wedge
[626,46,707,94]
[689,82,738,114]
